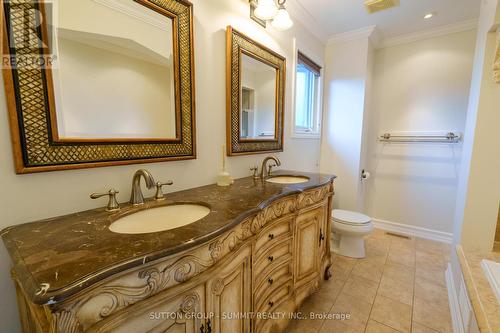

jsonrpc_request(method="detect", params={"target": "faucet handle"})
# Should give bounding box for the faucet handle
[250,166,259,179]
[267,164,277,176]
[90,189,120,212]
[155,181,173,201]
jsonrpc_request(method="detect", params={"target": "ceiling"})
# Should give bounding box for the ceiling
[292,0,481,40]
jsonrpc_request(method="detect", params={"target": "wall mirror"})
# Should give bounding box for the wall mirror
[226,26,285,156]
[2,0,196,173]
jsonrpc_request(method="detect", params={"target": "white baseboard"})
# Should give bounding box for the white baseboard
[372,218,453,243]
[446,264,464,333]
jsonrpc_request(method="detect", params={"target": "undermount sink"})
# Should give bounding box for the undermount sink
[266,175,310,184]
[109,204,211,234]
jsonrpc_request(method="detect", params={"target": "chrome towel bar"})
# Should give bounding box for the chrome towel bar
[379,132,462,143]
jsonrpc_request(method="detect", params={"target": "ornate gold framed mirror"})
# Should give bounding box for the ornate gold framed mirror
[2,0,196,173]
[226,26,286,156]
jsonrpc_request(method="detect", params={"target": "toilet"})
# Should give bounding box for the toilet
[331,209,373,258]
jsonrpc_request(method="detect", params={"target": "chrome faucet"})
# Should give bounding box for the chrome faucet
[130,169,156,205]
[259,156,281,179]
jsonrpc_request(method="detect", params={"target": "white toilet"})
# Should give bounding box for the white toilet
[331,209,373,258]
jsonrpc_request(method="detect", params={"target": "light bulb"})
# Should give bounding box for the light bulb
[271,6,293,31]
[254,0,278,20]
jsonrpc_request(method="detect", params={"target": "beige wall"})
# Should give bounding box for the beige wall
[0,0,325,331]
[364,30,476,233]
[320,36,374,211]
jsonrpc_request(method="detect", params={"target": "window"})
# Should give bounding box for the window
[293,51,322,137]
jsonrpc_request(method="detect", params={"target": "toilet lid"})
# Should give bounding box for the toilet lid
[332,209,371,225]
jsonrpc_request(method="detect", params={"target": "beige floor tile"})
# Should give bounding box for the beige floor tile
[382,262,415,284]
[319,319,358,333]
[387,249,415,268]
[416,251,447,271]
[415,265,446,287]
[365,320,401,333]
[351,260,384,282]
[342,274,379,304]
[413,296,452,333]
[378,275,414,305]
[301,290,336,313]
[414,277,449,307]
[415,238,447,255]
[440,242,451,254]
[331,254,357,282]
[298,290,338,331]
[359,254,388,266]
[370,295,412,333]
[365,237,391,257]
[289,235,456,333]
[370,229,391,239]
[329,292,372,332]
[411,322,440,333]
[287,318,320,333]
[389,236,416,252]
[322,275,346,303]
[332,253,358,269]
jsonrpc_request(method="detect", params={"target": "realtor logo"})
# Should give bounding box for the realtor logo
[2,0,58,69]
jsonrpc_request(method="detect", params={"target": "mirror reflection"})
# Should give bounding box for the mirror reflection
[51,0,177,140]
[240,53,277,140]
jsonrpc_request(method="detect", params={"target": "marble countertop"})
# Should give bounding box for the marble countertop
[456,246,500,333]
[1,170,335,306]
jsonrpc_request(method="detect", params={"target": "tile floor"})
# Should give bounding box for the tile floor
[287,229,453,333]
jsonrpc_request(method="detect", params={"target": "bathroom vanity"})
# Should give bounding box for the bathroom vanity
[2,171,335,333]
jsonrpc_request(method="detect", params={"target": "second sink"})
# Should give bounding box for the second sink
[109,204,210,234]
[266,176,310,184]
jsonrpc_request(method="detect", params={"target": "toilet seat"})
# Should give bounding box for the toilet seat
[332,209,371,226]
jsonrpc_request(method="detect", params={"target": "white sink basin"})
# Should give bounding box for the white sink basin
[266,176,310,184]
[482,259,500,303]
[109,204,210,234]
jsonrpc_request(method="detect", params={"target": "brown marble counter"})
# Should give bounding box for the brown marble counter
[1,170,335,306]
[456,246,500,333]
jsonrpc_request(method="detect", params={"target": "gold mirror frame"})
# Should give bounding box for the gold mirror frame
[2,0,196,174]
[226,26,286,156]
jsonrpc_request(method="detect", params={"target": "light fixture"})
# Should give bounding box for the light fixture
[250,0,294,31]
[254,0,278,20]
[271,1,294,31]
[424,12,434,19]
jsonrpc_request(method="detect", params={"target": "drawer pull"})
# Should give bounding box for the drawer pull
[268,301,274,307]
[268,256,274,262]
[268,278,274,285]
[268,234,275,240]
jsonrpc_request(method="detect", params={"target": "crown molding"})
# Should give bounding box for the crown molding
[285,0,329,44]
[93,0,169,31]
[327,26,378,45]
[379,19,478,49]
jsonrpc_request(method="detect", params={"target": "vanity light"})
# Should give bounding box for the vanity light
[250,0,294,31]
[254,0,279,20]
[271,1,294,31]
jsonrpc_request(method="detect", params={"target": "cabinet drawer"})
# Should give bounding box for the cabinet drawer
[255,280,293,327]
[255,217,292,256]
[254,262,293,311]
[254,237,292,278]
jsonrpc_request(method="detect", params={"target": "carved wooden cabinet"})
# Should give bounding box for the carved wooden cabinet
[206,244,252,333]
[14,182,334,333]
